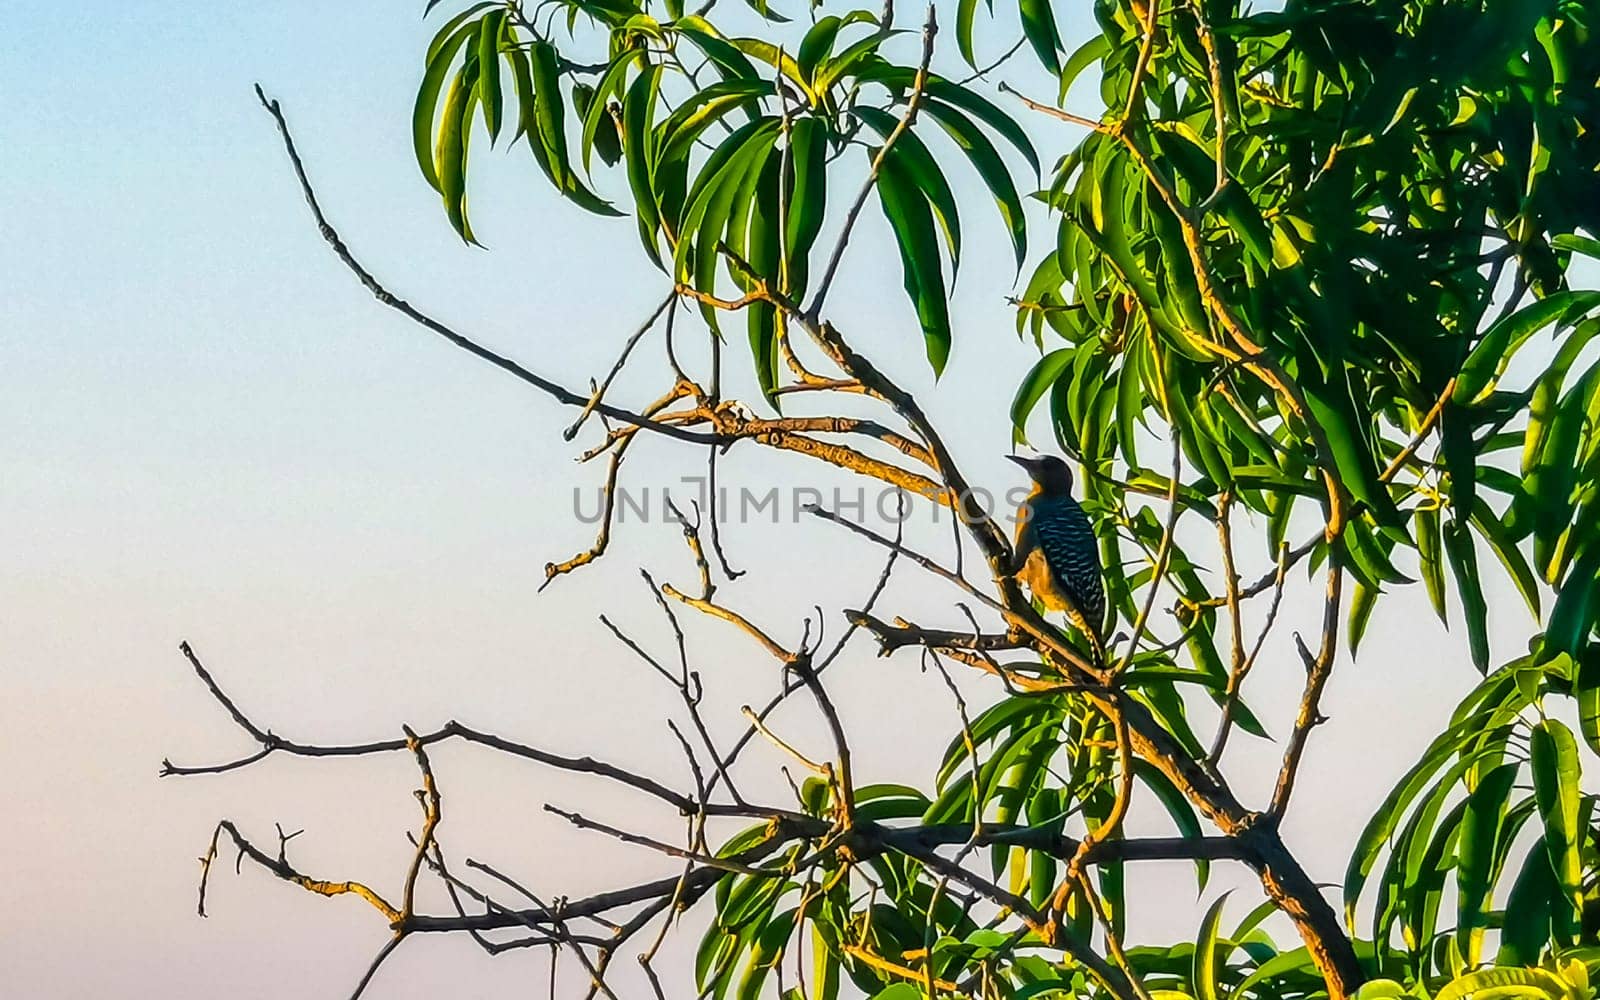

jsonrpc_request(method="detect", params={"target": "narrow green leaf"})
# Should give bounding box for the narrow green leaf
[1533,365,1600,575]
[1018,0,1062,73]
[1231,947,1314,998]
[1497,836,1556,965]
[530,41,570,190]
[414,17,480,192]
[1455,762,1518,963]
[476,11,505,143]
[1344,706,1519,925]
[1554,233,1600,260]
[856,66,1040,174]
[1132,759,1209,889]
[1578,648,1600,756]
[1454,291,1600,405]
[654,79,773,168]
[675,18,761,80]
[854,108,961,266]
[813,30,890,94]
[1417,505,1448,623]
[1194,893,1230,1000]
[436,59,480,242]
[425,3,497,57]
[1011,349,1074,442]
[1531,718,1584,915]
[1444,518,1491,672]
[579,53,636,171]
[921,101,1027,270]
[796,15,843,81]
[1348,581,1377,655]
[1469,497,1541,618]
[730,37,813,98]
[623,65,665,263]
[875,152,952,374]
[1547,543,1600,658]
[784,117,827,292]
[955,0,980,66]
[1057,36,1109,104]
[1434,965,1576,1000]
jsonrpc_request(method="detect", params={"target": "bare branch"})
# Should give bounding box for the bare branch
[253,86,719,448]
[165,645,697,812]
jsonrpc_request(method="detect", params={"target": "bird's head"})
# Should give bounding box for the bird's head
[1008,453,1074,495]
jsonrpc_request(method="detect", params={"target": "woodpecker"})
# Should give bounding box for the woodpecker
[1008,454,1107,652]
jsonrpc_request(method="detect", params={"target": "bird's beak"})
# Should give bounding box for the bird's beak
[1007,454,1034,471]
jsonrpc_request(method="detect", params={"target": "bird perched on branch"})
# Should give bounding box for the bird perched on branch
[1008,454,1107,657]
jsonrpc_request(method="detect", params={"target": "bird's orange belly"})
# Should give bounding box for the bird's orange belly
[1019,547,1074,612]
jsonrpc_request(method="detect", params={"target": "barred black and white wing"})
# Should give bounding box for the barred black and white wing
[1031,494,1107,636]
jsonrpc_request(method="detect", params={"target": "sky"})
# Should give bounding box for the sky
[0,2,1549,998]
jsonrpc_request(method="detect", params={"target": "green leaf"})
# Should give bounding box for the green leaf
[856,67,1040,175]
[1522,319,1600,481]
[1417,505,1449,623]
[813,30,890,94]
[1018,0,1062,73]
[812,923,840,1000]
[654,79,773,168]
[1469,498,1541,618]
[1348,580,1377,655]
[1057,35,1110,104]
[1497,836,1556,965]
[921,101,1027,270]
[530,41,570,191]
[1303,369,1401,526]
[579,53,637,171]
[1357,981,1409,1000]
[736,907,798,1000]
[1231,947,1315,998]
[1435,966,1579,1000]
[1454,291,1600,405]
[1455,761,1517,962]
[1011,349,1074,442]
[414,15,481,192]
[746,154,784,405]
[1532,364,1600,576]
[1554,233,1600,260]
[853,108,961,266]
[1132,759,1209,889]
[731,37,813,99]
[623,65,665,262]
[1531,718,1584,916]
[436,58,480,242]
[796,15,845,82]
[1547,542,1600,658]
[1193,893,1229,1000]
[875,151,952,374]
[954,0,981,66]
[1444,518,1491,672]
[476,11,505,143]
[1344,703,1522,924]
[784,117,827,292]
[1578,648,1600,756]
[675,18,761,80]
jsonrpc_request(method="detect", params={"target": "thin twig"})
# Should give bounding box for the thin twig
[807,5,938,316]
[1111,434,1185,676]
[253,86,717,447]
[564,291,677,440]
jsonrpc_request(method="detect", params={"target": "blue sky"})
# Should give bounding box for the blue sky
[0,3,1531,997]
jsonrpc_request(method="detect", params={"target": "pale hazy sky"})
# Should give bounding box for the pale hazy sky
[0,3,1542,998]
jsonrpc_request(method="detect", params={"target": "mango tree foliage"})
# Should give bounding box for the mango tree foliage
[405,0,1600,994]
[209,0,1600,997]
